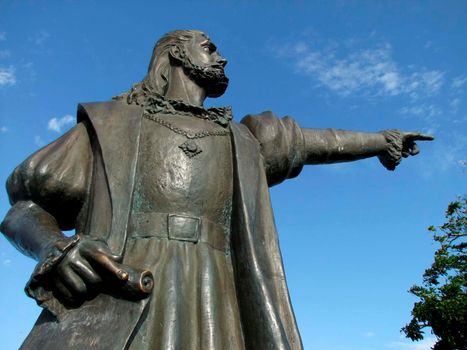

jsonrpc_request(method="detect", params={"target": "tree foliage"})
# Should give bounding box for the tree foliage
[402,196,466,350]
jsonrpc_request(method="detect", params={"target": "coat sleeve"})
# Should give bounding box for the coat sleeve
[1,122,93,310]
[6,122,93,231]
[241,111,306,187]
[241,112,398,186]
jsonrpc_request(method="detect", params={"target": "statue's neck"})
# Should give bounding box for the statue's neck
[164,66,206,107]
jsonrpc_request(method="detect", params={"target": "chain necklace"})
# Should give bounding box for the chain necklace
[143,112,229,158]
[116,83,233,158]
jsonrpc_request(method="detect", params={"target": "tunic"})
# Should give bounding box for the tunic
[125,114,244,349]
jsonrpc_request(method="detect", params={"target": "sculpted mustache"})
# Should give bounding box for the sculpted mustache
[199,63,225,71]
[211,62,225,69]
[186,60,224,71]
[183,55,225,72]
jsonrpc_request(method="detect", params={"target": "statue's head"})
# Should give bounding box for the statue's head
[144,29,229,98]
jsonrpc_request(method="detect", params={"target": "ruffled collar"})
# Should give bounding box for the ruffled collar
[117,83,232,128]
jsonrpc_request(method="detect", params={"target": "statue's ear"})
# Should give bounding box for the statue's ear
[169,45,184,63]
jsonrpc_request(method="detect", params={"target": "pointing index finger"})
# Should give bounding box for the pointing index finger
[404,132,435,141]
[415,133,435,141]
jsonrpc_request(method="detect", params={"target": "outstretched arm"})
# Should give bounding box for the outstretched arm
[241,111,434,187]
[302,128,433,170]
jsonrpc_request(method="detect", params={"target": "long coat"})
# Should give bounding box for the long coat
[10,101,306,349]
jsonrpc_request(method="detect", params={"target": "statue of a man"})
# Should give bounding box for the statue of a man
[1,30,432,350]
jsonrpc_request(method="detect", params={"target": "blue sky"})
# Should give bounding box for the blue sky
[0,1,466,349]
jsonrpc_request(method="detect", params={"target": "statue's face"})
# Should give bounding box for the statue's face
[181,33,229,98]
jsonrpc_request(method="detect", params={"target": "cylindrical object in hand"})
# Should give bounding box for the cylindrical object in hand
[115,265,154,299]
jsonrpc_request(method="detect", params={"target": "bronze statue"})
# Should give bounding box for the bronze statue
[1,30,433,349]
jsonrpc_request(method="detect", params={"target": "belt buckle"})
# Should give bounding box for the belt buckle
[168,214,200,243]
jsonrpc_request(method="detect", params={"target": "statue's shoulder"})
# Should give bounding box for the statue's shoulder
[77,100,144,126]
[240,111,284,140]
[75,100,143,162]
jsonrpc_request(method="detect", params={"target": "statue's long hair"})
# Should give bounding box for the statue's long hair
[115,29,203,102]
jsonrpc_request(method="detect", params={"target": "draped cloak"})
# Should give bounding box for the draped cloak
[9,101,307,350]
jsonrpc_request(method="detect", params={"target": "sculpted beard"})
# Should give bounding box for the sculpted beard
[182,56,229,98]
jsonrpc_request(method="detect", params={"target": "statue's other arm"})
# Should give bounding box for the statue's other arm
[1,122,128,309]
[302,128,432,170]
[241,111,433,187]
[1,123,92,261]
[1,200,75,261]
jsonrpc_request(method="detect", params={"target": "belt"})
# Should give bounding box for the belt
[128,212,229,252]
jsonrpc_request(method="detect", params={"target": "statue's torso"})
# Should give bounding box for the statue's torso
[124,112,244,349]
[132,113,233,231]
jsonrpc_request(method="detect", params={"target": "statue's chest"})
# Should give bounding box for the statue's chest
[131,114,233,225]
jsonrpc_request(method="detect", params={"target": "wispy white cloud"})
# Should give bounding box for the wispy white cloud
[387,337,436,350]
[424,132,467,175]
[363,331,376,338]
[293,43,402,96]
[0,66,16,86]
[275,41,444,99]
[450,98,461,113]
[29,30,50,46]
[452,114,467,125]
[20,61,36,82]
[48,115,74,133]
[400,104,442,118]
[399,73,464,130]
[0,49,10,59]
[0,32,5,41]
[1,126,8,133]
[34,135,44,146]
[451,75,467,90]
[405,71,444,99]
[399,103,443,134]
[1,251,11,267]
